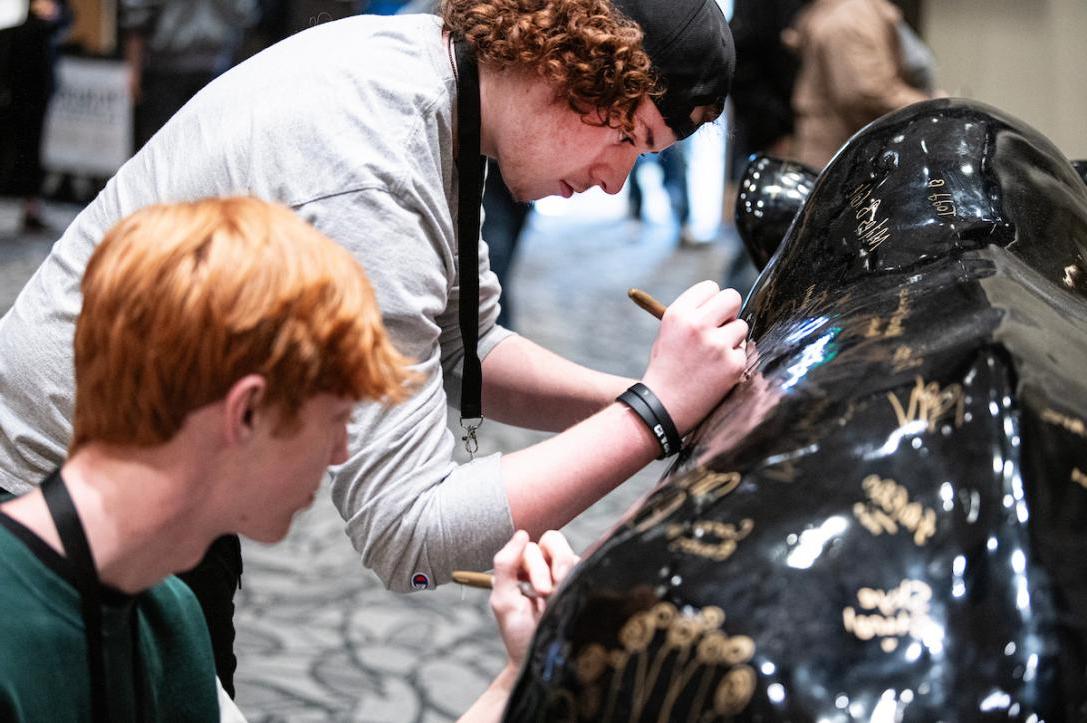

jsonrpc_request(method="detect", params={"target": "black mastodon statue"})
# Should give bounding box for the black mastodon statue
[504,99,1087,721]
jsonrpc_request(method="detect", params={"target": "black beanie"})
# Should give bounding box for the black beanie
[611,0,736,139]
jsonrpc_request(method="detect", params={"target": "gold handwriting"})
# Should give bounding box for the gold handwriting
[848,182,873,209]
[848,183,893,252]
[1041,409,1087,439]
[763,460,798,482]
[666,518,754,561]
[629,470,742,535]
[571,602,757,721]
[798,283,830,311]
[887,376,965,432]
[865,289,910,339]
[927,178,956,217]
[843,579,935,653]
[890,346,923,374]
[1074,468,1087,490]
[853,475,936,546]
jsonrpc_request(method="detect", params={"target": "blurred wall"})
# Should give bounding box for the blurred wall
[923,0,1087,159]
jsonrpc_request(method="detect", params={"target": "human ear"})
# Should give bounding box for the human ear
[224,374,267,446]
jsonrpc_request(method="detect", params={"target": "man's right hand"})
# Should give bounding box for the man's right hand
[640,281,749,435]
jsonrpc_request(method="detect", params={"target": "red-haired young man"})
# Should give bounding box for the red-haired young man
[0,198,573,720]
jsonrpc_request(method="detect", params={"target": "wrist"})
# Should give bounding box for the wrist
[494,662,520,691]
[616,383,681,459]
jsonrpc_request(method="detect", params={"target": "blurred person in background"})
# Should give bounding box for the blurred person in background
[482,159,532,329]
[727,0,808,172]
[628,142,696,246]
[123,0,259,149]
[785,0,932,170]
[0,0,71,233]
[722,0,808,297]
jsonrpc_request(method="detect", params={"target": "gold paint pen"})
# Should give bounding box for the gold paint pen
[630,287,751,366]
[628,288,666,320]
[452,570,540,599]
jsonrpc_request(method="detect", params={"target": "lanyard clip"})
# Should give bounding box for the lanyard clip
[459,417,484,459]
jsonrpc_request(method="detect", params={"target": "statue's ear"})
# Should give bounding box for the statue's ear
[735,154,818,271]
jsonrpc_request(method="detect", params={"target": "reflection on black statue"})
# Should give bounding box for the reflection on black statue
[506,99,1087,721]
[734,155,817,271]
[1072,160,1087,188]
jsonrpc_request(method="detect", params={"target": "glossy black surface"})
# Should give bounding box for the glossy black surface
[1073,160,1087,187]
[507,99,1087,721]
[735,155,817,270]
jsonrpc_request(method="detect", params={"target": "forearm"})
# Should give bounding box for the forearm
[495,283,750,535]
[458,665,519,723]
[482,335,631,432]
[501,400,660,536]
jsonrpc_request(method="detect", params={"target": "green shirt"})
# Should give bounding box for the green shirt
[0,512,220,721]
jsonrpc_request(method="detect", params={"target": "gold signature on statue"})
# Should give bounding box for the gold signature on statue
[666,519,754,561]
[629,470,742,535]
[887,376,965,432]
[567,602,757,721]
[926,178,956,218]
[843,579,936,653]
[1073,468,1087,490]
[799,283,830,311]
[848,183,893,253]
[1041,408,1087,439]
[852,475,936,546]
[763,460,799,482]
[890,346,924,374]
[866,289,911,339]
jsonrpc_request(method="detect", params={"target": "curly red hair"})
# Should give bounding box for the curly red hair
[443,0,661,132]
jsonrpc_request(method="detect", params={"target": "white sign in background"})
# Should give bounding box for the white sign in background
[42,57,132,177]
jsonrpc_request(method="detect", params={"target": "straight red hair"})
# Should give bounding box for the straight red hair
[71,197,414,451]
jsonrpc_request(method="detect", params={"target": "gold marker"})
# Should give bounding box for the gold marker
[628,287,751,374]
[628,288,666,319]
[452,570,540,599]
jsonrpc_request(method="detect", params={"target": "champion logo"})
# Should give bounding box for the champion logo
[410,573,430,590]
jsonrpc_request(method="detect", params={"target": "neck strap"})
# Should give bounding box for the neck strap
[453,35,485,434]
[41,470,111,722]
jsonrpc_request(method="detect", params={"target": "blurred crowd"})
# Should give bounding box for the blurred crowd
[2,0,938,298]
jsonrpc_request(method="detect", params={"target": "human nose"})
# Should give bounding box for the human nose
[592,153,637,195]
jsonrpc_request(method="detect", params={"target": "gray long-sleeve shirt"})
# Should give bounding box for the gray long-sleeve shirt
[0,14,516,592]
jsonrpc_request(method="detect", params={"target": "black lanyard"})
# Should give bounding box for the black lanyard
[453,35,486,453]
[41,471,146,723]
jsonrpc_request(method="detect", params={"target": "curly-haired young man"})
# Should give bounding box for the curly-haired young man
[0,0,741,693]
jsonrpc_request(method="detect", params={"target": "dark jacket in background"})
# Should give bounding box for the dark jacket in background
[728,0,809,177]
[0,1,72,197]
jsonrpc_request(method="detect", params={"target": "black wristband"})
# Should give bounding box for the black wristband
[617,383,682,459]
